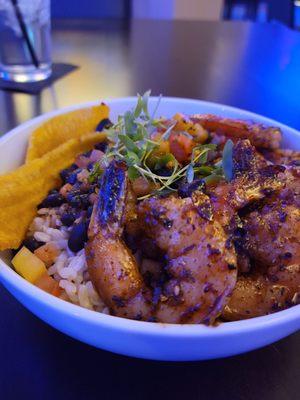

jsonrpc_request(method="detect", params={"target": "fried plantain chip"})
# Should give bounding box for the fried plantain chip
[26,103,109,161]
[0,202,37,250]
[0,132,106,250]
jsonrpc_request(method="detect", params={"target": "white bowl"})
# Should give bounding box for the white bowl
[0,97,299,361]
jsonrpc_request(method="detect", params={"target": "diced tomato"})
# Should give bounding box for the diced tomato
[169,132,195,163]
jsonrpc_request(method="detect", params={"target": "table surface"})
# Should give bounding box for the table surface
[0,19,299,400]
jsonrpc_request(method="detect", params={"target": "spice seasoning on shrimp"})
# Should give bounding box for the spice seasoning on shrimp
[207,244,221,256]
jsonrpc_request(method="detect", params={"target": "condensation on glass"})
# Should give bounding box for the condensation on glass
[0,0,51,82]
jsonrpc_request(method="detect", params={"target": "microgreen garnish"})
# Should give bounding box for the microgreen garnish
[88,162,103,183]
[186,164,194,184]
[153,153,175,171]
[222,139,234,181]
[90,91,233,199]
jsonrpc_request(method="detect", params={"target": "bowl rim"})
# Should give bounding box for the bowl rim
[1,95,300,146]
[0,96,299,337]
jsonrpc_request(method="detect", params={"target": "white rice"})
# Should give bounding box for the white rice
[27,207,108,313]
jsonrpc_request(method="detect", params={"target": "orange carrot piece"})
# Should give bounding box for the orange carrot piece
[35,272,62,297]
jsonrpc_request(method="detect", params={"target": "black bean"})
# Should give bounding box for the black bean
[68,222,88,252]
[61,212,76,227]
[80,194,91,210]
[66,189,81,202]
[60,170,69,183]
[74,168,82,174]
[87,162,94,171]
[96,118,113,132]
[60,164,77,183]
[84,150,92,157]
[87,206,93,218]
[38,193,65,209]
[88,184,96,194]
[79,194,90,209]
[68,195,82,209]
[66,172,78,185]
[67,192,90,210]
[95,141,108,152]
[23,237,43,252]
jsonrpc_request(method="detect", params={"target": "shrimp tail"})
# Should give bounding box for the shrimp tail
[89,160,128,238]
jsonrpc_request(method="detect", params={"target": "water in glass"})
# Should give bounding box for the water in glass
[0,0,51,82]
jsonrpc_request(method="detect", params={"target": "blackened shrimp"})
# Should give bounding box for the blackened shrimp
[223,164,300,320]
[191,114,282,150]
[85,160,237,324]
[222,265,300,320]
[137,193,237,324]
[85,161,152,321]
[208,140,284,228]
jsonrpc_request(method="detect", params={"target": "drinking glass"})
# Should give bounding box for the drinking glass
[0,0,51,82]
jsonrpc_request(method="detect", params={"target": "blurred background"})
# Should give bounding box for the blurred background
[2,0,300,134]
[51,0,300,29]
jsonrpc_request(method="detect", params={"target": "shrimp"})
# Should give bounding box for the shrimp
[85,161,151,321]
[208,140,284,227]
[207,139,285,278]
[191,114,282,150]
[222,265,300,320]
[223,166,300,320]
[85,160,237,324]
[136,193,237,323]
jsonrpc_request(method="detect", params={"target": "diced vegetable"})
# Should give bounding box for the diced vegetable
[59,183,73,198]
[132,177,158,197]
[74,154,90,168]
[146,140,170,168]
[192,124,209,143]
[89,149,104,162]
[169,132,195,163]
[34,243,60,267]
[173,113,195,133]
[59,291,70,302]
[158,140,170,154]
[173,114,209,143]
[34,272,62,297]
[12,246,47,283]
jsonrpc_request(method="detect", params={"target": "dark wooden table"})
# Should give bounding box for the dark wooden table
[0,19,299,400]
